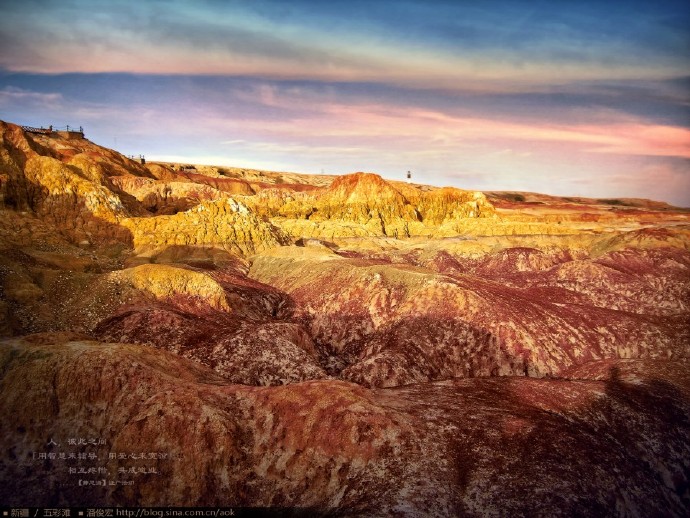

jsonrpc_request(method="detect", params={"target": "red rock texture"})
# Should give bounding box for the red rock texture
[1,339,688,515]
[248,241,689,387]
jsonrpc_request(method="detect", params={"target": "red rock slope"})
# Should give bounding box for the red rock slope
[1,337,688,515]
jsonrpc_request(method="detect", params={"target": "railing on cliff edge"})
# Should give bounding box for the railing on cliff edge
[21,124,84,135]
[21,125,53,134]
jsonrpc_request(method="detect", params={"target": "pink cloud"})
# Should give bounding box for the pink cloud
[219,100,690,160]
[583,124,690,158]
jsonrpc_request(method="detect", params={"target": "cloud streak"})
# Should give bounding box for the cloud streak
[0,86,63,107]
[216,98,690,160]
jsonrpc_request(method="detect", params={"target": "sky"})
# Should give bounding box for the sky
[0,0,689,205]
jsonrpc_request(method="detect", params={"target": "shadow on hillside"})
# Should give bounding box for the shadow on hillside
[390,361,690,516]
[132,244,248,272]
[3,176,135,248]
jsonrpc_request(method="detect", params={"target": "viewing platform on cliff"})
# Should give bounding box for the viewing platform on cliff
[21,124,85,139]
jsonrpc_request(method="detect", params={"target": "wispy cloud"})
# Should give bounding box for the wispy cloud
[0,86,62,106]
[213,99,690,160]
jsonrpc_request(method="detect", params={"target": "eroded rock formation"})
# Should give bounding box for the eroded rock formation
[1,119,689,515]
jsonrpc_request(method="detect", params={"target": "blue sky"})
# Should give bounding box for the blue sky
[1,0,689,204]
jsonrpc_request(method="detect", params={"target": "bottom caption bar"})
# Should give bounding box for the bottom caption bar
[0,508,320,518]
